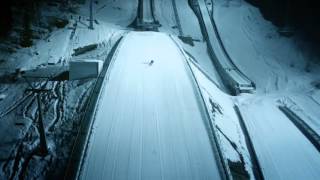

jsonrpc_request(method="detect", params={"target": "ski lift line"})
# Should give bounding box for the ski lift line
[95,4,107,14]
[0,93,33,119]
[23,76,54,156]
[0,78,52,120]
[279,106,320,153]
[64,36,124,180]
[23,76,36,89]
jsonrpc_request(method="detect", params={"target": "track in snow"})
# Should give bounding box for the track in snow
[79,32,224,180]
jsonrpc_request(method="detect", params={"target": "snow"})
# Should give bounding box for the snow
[280,96,320,134]
[213,0,320,94]
[1,0,320,179]
[153,0,178,35]
[0,0,131,178]
[80,32,222,180]
[212,0,320,179]
[188,59,254,178]
[0,28,71,72]
[173,0,203,38]
[154,0,226,91]
[197,0,254,93]
[0,94,6,101]
[0,11,123,75]
[239,99,320,179]
[312,90,320,105]
[79,0,138,27]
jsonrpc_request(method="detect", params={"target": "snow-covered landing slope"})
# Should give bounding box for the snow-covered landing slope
[239,99,320,179]
[79,32,222,180]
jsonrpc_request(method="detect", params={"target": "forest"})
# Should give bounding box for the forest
[0,0,71,37]
[1,0,320,39]
[248,0,320,40]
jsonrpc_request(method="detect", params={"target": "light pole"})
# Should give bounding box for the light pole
[24,76,51,156]
[35,89,49,156]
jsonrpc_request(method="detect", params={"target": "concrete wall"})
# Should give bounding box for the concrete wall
[69,60,103,80]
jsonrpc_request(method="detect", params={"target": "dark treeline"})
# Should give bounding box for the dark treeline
[0,0,71,37]
[247,0,320,41]
[0,0,42,37]
[0,1,13,37]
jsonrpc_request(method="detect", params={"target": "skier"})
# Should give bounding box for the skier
[148,60,154,66]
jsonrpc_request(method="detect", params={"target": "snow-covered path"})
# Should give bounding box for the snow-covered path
[79,32,222,180]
